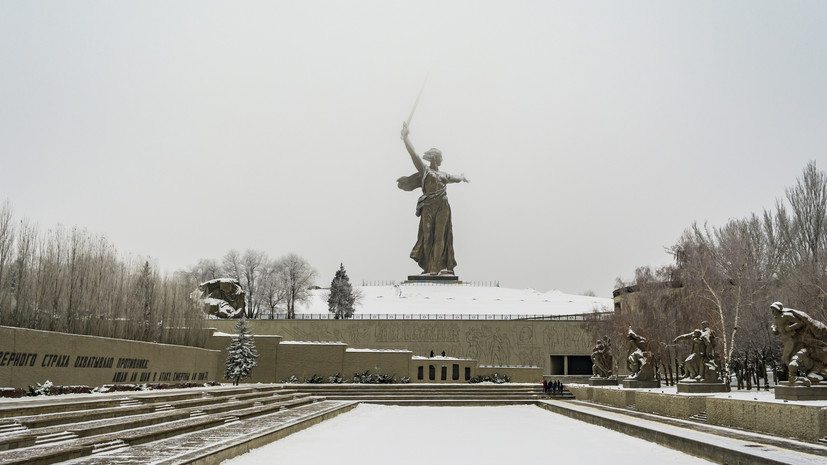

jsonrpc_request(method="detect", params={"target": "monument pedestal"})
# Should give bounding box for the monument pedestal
[676,382,728,393]
[405,275,460,283]
[622,379,660,389]
[775,384,827,401]
[589,377,618,386]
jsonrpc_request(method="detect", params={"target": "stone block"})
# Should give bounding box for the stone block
[622,379,659,389]
[589,378,618,386]
[676,382,728,394]
[775,384,827,401]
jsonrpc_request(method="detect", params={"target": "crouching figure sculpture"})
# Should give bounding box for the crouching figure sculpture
[770,302,827,386]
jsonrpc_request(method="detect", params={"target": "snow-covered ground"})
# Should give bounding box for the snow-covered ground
[297,284,612,317]
[574,383,827,406]
[220,404,713,465]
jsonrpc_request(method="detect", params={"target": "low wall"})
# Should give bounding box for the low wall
[706,397,827,442]
[207,319,596,376]
[275,342,346,382]
[343,349,411,380]
[568,385,827,442]
[0,326,221,389]
[410,357,476,383]
[477,366,543,383]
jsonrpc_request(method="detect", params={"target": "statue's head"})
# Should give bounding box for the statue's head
[423,148,443,166]
[693,329,702,338]
[770,301,784,315]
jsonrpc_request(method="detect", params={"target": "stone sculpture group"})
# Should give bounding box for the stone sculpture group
[770,302,827,387]
[623,328,658,388]
[673,321,721,384]
[592,301,827,398]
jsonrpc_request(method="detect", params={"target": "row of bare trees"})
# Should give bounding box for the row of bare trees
[609,161,827,383]
[181,250,317,319]
[0,202,209,347]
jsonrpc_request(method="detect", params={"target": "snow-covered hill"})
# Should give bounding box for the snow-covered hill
[297,284,612,317]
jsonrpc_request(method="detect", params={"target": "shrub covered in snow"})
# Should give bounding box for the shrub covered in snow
[282,376,300,384]
[328,373,346,384]
[352,370,374,383]
[26,380,53,396]
[469,373,511,384]
[375,373,397,384]
[305,374,325,384]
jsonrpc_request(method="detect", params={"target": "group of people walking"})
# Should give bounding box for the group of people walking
[542,379,564,395]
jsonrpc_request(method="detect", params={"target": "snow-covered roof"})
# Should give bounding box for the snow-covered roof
[278,341,347,346]
[199,277,241,287]
[296,284,612,317]
[346,348,412,354]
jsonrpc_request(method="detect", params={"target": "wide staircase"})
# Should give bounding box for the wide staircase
[0,383,572,464]
[292,382,572,405]
[0,385,353,465]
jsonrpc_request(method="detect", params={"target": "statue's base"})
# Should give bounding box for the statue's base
[589,377,618,386]
[405,275,460,283]
[676,382,728,393]
[622,379,660,389]
[775,384,827,401]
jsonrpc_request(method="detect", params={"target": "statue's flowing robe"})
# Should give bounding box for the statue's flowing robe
[397,168,458,274]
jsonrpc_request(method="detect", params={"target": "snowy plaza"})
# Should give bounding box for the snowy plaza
[221,404,716,465]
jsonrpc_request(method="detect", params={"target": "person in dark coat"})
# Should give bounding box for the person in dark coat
[542,379,548,394]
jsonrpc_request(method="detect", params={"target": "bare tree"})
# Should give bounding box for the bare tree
[276,253,317,319]
[260,258,286,318]
[775,160,827,320]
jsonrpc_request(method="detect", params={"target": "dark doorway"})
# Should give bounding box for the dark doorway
[550,355,565,375]
[567,355,593,375]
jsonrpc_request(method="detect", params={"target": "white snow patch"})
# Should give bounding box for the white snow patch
[296,284,612,316]
[574,384,827,406]
[278,341,347,346]
[345,348,412,353]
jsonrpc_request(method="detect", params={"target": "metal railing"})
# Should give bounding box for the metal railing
[252,312,611,321]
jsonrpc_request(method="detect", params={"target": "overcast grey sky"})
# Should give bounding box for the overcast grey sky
[1,1,825,297]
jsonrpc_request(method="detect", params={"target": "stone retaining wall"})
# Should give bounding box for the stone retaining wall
[0,326,221,389]
[568,384,827,442]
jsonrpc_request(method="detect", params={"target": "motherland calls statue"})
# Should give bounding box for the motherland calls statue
[770,302,827,386]
[625,328,656,383]
[591,336,614,378]
[397,123,469,276]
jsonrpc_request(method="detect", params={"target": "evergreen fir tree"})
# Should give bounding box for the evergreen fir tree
[327,263,356,319]
[224,318,258,385]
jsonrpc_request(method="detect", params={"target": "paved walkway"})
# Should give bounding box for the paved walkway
[540,399,827,465]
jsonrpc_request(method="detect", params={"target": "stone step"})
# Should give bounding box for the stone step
[119,399,142,408]
[155,403,174,412]
[818,437,827,445]
[35,431,78,445]
[689,411,708,423]
[190,410,207,418]
[0,422,27,435]
[92,439,128,454]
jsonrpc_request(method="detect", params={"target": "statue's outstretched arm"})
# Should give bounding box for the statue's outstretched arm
[445,172,470,183]
[401,123,425,173]
[673,333,691,343]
